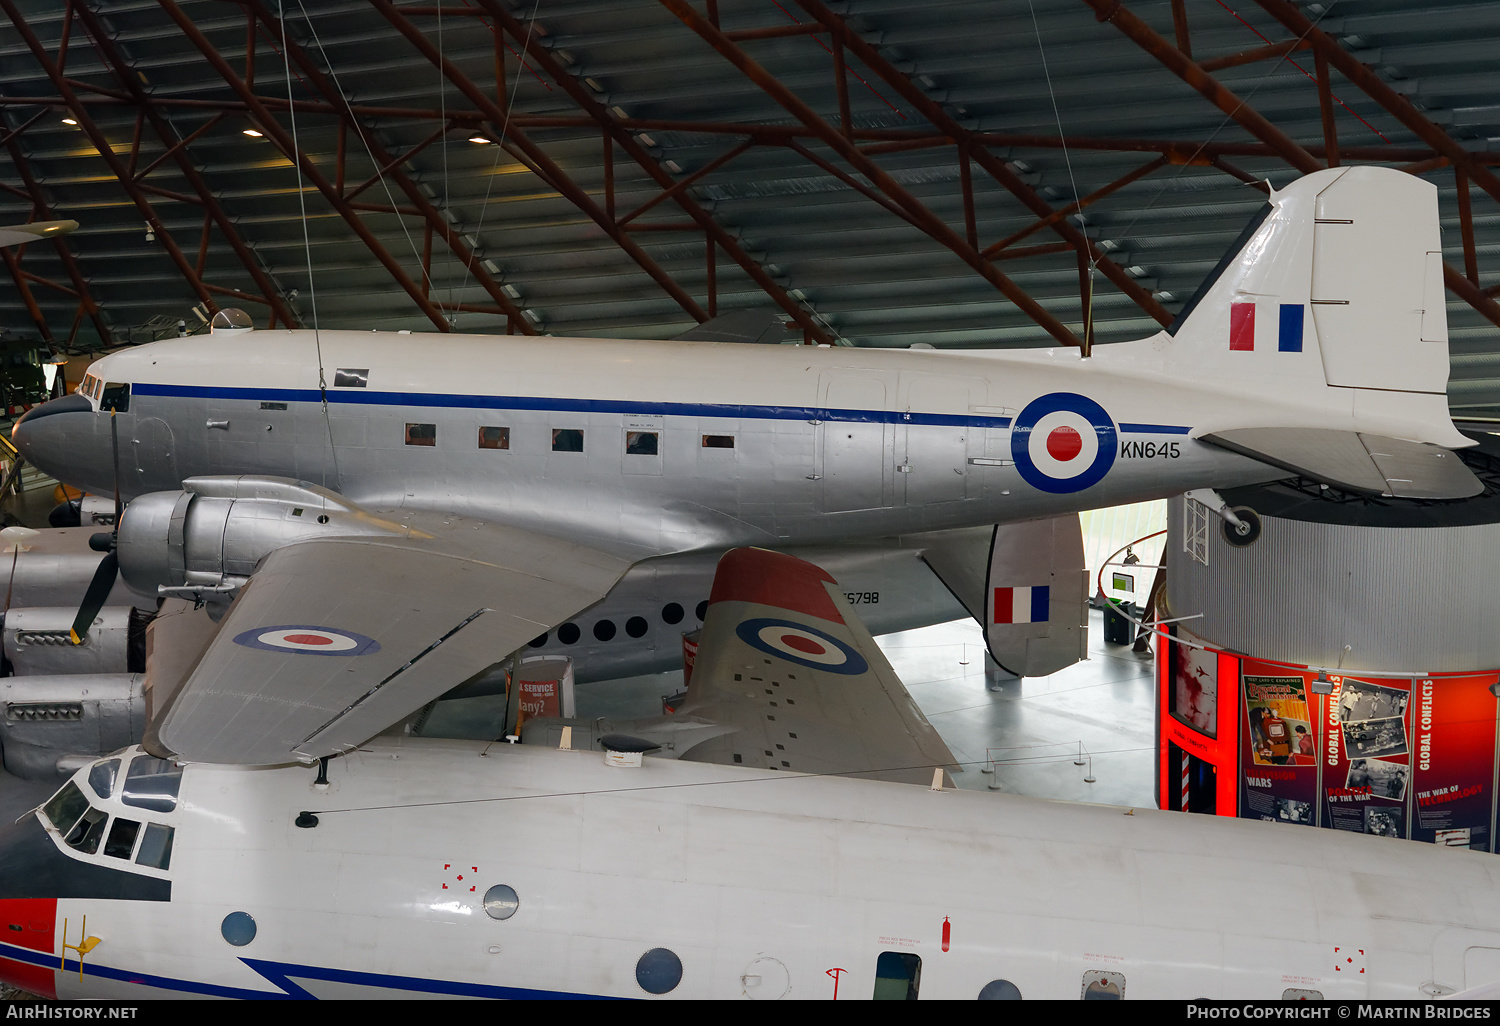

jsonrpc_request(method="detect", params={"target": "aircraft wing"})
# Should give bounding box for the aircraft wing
[1200,428,1481,499]
[673,547,958,786]
[151,524,631,766]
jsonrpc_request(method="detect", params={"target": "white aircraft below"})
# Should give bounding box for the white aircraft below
[2,546,1497,1001]
[6,165,1476,769]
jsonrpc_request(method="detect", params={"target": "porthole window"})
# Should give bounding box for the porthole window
[557,623,580,645]
[478,426,510,450]
[626,616,648,639]
[483,884,519,921]
[979,979,1022,1000]
[626,431,658,456]
[221,911,256,947]
[662,603,684,625]
[405,423,436,447]
[594,620,617,642]
[528,632,548,648]
[695,600,708,622]
[635,947,683,995]
[552,428,584,453]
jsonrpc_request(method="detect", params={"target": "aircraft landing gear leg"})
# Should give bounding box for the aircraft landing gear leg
[1185,489,1262,547]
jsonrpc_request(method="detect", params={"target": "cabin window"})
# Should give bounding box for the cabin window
[121,756,182,813]
[99,382,130,412]
[103,818,141,860]
[626,616,648,639]
[701,434,734,449]
[478,426,510,450]
[979,979,1022,999]
[135,822,174,870]
[552,428,584,453]
[661,603,684,625]
[626,431,658,455]
[593,620,616,642]
[88,758,120,800]
[873,951,921,1000]
[1081,970,1125,1000]
[556,623,580,645]
[405,423,436,447]
[41,781,90,836]
[1283,989,1324,1000]
[333,368,368,388]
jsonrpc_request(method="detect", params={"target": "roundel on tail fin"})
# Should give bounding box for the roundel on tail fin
[1011,393,1116,494]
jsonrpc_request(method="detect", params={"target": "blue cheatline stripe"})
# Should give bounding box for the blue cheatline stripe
[1278,304,1304,353]
[130,382,1012,429]
[1031,586,1050,624]
[0,938,613,1000]
[1118,423,1192,435]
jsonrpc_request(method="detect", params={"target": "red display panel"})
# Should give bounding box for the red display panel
[1238,663,1321,826]
[1410,674,1499,850]
[1156,629,1238,814]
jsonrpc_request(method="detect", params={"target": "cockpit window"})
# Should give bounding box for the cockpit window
[99,382,130,412]
[121,757,182,813]
[65,808,108,855]
[135,823,174,870]
[88,758,120,800]
[104,818,141,860]
[41,781,90,836]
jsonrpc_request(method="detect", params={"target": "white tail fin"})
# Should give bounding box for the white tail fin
[1160,166,1465,448]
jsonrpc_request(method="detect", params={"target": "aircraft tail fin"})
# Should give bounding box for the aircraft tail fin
[1158,166,1466,451]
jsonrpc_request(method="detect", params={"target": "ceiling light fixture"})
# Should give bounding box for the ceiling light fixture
[243,128,263,138]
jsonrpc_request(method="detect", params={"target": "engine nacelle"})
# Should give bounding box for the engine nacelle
[0,673,144,780]
[117,475,410,595]
[3,607,146,677]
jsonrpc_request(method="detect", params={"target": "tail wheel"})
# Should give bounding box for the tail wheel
[1223,507,1262,547]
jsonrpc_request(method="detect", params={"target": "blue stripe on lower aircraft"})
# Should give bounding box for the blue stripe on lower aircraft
[131,383,1193,435]
[0,938,613,1000]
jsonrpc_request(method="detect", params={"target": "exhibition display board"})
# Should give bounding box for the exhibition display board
[1157,633,1500,850]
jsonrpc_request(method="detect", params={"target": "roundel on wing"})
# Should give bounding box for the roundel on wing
[1010,392,1117,494]
[734,618,869,675]
[233,625,381,656]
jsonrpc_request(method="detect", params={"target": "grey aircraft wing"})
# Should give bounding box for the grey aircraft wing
[150,523,631,765]
[1199,428,1481,499]
[671,547,958,786]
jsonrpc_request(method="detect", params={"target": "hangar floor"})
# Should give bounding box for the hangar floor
[0,609,1157,826]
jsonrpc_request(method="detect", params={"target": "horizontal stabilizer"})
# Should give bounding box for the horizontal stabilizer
[670,309,785,344]
[1201,428,1481,499]
[675,548,958,786]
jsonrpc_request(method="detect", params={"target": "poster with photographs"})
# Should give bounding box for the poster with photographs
[1322,677,1412,838]
[1239,667,1320,826]
[1170,642,1217,738]
[1410,674,1498,851]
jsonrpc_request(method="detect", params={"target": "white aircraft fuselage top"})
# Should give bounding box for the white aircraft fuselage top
[7,738,1500,1000]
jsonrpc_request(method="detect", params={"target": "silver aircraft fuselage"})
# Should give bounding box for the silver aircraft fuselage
[15,329,1284,561]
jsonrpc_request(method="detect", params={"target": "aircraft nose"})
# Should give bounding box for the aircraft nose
[10,394,110,493]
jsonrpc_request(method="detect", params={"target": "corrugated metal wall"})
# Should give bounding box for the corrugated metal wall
[1165,495,1500,673]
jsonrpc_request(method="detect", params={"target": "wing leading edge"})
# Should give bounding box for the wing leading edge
[153,522,631,766]
[673,547,958,786]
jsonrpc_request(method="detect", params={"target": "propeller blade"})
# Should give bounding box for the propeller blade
[70,550,118,645]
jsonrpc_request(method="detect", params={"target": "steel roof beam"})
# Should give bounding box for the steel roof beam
[239,0,534,336]
[368,0,713,329]
[156,0,462,333]
[659,0,1083,349]
[2,0,225,323]
[2,134,112,351]
[794,0,1172,330]
[73,3,301,331]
